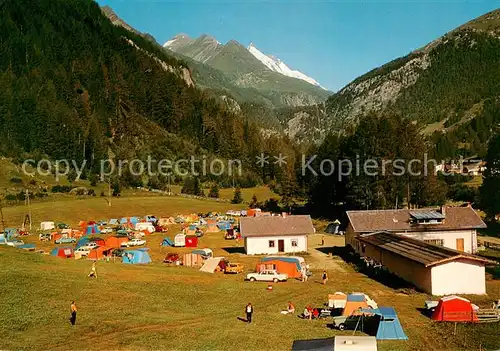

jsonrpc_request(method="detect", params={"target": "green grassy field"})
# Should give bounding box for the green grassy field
[1,197,500,351]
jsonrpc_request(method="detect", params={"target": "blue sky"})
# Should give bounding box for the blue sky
[97,0,499,91]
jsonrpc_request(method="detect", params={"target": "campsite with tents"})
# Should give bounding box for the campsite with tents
[0,195,499,351]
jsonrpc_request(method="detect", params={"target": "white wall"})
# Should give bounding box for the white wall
[244,235,307,255]
[431,260,486,295]
[397,230,477,253]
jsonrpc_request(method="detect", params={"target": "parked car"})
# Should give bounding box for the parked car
[81,242,98,250]
[225,263,244,274]
[332,314,364,330]
[6,240,25,247]
[246,270,288,282]
[75,247,91,257]
[39,233,51,241]
[155,225,168,233]
[121,238,146,247]
[100,227,114,234]
[163,253,180,264]
[55,237,77,244]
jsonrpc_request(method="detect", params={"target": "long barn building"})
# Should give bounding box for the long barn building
[356,231,496,295]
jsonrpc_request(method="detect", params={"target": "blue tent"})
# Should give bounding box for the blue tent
[217,221,231,231]
[5,228,18,240]
[75,237,90,249]
[122,248,152,264]
[18,243,36,250]
[161,238,173,247]
[347,294,365,302]
[360,307,408,340]
[145,215,157,223]
[85,224,100,235]
[109,219,119,225]
[0,232,6,244]
[130,217,139,225]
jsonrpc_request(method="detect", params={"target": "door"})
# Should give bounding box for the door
[278,239,285,252]
[456,238,464,252]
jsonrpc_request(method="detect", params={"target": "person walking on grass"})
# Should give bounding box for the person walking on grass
[69,301,77,326]
[246,303,253,323]
[322,270,328,285]
[88,261,97,278]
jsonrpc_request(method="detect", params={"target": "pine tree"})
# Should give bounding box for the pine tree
[208,183,219,198]
[249,194,258,208]
[231,187,243,204]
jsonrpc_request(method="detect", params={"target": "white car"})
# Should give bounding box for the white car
[80,242,98,250]
[246,270,288,283]
[75,247,91,256]
[121,238,146,247]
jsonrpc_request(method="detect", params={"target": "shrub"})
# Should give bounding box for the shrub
[10,177,23,184]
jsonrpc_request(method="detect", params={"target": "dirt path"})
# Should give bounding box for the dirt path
[307,235,347,273]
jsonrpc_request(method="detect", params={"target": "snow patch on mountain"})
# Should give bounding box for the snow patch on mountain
[247,43,326,90]
[163,38,177,47]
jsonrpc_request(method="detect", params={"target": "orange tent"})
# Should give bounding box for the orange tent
[105,236,129,248]
[88,246,113,260]
[246,209,261,217]
[256,259,302,278]
[206,219,219,233]
[342,294,369,316]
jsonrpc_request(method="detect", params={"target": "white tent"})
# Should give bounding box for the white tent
[200,257,223,273]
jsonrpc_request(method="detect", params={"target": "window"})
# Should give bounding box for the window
[424,239,444,246]
[291,239,298,247]
[268,240,275,248]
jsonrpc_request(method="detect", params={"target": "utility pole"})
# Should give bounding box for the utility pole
[25,189,32,230]
[0,196,5,232]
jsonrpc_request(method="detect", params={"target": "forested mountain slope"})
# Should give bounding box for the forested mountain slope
[0,0,293,184]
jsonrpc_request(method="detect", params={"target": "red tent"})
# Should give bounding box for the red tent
[431,296,478,322]
[51,247,74,258]
[185,235,198,248]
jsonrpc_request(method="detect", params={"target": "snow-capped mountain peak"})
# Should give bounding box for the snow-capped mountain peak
[247,43,326,90]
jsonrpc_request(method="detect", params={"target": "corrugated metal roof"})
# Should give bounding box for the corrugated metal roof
[357,231,496,267]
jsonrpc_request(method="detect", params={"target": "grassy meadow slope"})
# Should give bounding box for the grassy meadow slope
[0,196,499,350]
